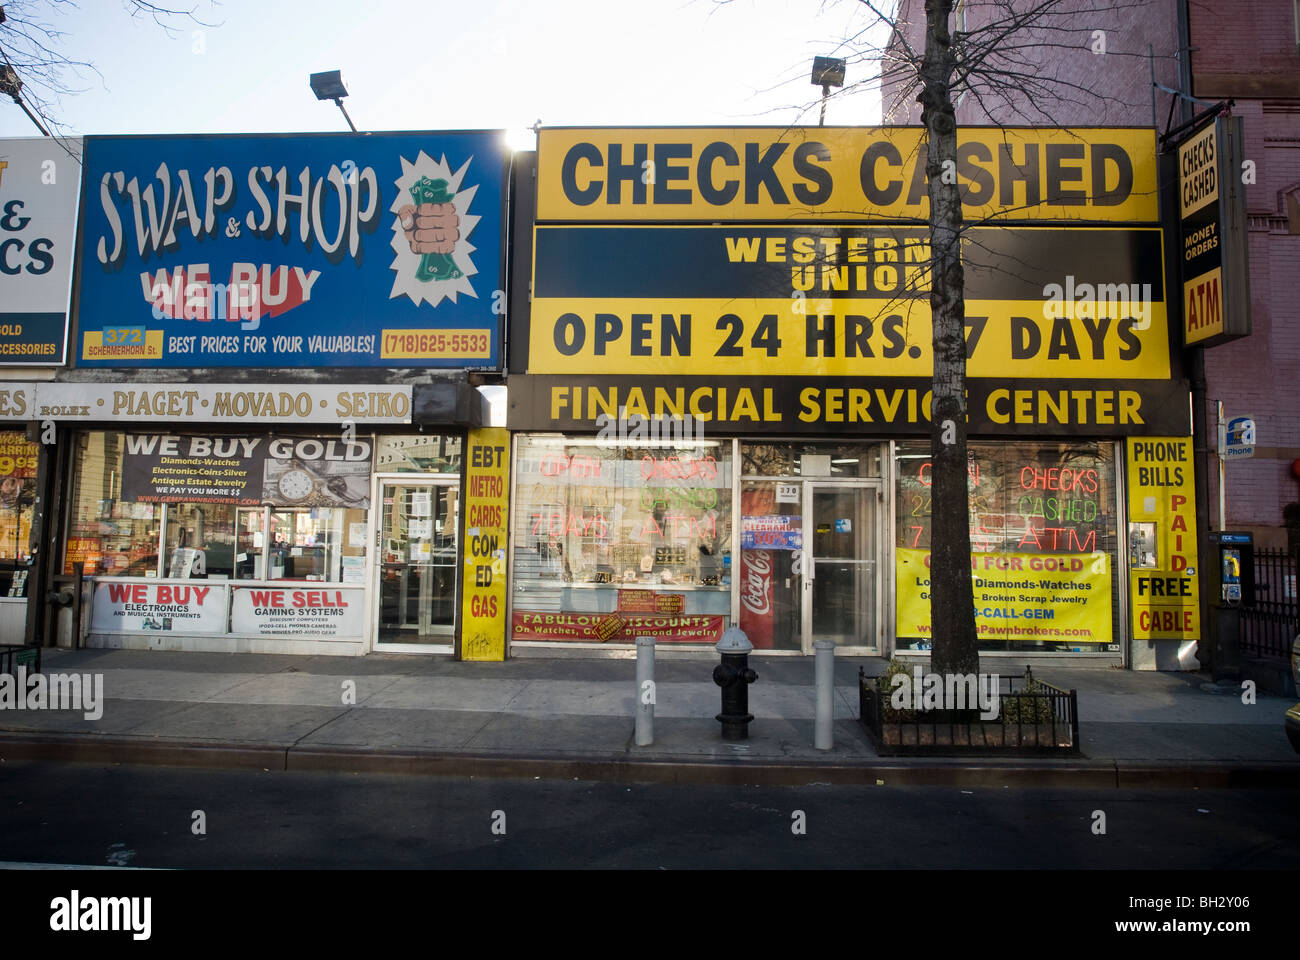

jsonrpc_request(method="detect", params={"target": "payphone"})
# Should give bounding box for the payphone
[1127,521,1158,569]
[1208,531,1254,605]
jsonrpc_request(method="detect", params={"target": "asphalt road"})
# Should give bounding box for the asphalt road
[0,761,1297,870]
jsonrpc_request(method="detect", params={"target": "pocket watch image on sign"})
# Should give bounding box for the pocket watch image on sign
[278,468,315,502]
[263,459,369,507]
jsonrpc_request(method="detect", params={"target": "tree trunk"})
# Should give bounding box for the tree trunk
[919,0,979,678]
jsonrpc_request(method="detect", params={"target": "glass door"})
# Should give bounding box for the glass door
[802,483,881,653]
[377,481,459,645]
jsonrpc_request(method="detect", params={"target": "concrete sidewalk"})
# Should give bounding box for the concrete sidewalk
[1,648,1297,787]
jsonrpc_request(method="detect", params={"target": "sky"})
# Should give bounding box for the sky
[0,0,894,143]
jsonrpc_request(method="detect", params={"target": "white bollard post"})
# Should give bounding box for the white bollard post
[814,637,834,750]
[636,636,655,746]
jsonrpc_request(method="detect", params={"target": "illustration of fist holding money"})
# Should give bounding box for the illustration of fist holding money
[398,201,459,254]
[396,176,463,282]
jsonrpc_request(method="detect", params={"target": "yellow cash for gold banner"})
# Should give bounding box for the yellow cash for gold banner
[895,547,1112,644]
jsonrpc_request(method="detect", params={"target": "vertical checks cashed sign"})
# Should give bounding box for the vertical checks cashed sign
[1177,117,1251,348]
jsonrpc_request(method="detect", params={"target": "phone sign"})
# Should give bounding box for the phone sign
[1222,416,1255,460]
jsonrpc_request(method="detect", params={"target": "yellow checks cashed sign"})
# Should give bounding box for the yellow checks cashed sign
[896,548,1113,644]
[538,127,1159,222]
[460,428,509,661]
[533,129,1167,383]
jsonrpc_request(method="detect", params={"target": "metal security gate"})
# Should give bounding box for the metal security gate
[1240,548,1299,660]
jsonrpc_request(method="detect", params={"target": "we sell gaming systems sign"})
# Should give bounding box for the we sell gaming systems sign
[77,131,507,368]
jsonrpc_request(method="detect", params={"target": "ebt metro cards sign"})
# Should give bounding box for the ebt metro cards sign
[77,132,507,368]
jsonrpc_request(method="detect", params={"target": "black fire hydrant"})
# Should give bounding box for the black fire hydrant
[713,626,758,740]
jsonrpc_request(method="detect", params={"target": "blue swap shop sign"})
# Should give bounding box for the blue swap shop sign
[77,132,507,368]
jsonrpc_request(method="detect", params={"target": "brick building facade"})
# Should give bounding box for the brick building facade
[882,0,1300,547]
[1189,1,1300,548]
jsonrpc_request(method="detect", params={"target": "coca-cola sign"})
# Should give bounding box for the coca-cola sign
[741,550,772,616]
[739,549,775,648]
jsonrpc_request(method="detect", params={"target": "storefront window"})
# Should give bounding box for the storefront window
[68,432,372,585]
[235,508,266,579]
[165,503,237,578]
[68,433,160,576]
[269,507,367,582]
[894,441,1118,653]
[512,435,732,644]
[374,434,462,473]
[743,442,883,478]
[0,431,38,595]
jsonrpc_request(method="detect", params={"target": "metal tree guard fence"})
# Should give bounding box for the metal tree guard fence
[1240,548,1299,661]
[0,644,41,676]
[858,666,1080,756]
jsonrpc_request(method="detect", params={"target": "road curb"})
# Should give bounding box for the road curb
[1113,761,1300,789]
[3,732,1298,787]
[0,733,287,771]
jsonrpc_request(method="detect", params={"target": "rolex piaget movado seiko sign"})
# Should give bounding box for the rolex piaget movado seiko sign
[5,383,413,424]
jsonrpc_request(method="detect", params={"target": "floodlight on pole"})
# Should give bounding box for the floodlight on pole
[310,70,358,133]
[0,63,51,136]
[811,56,846,127]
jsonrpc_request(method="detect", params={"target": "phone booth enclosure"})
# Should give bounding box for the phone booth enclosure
[1208,531,1255,605]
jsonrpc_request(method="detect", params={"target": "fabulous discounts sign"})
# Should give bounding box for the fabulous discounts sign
[77,131,507,368]
[0,137,82,365]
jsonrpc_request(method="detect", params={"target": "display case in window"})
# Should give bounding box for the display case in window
[512,436,733,644]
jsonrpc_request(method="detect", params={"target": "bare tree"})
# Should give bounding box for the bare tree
[0,1,218,135]
[804,0,1179,679]
[915,0,982,678]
